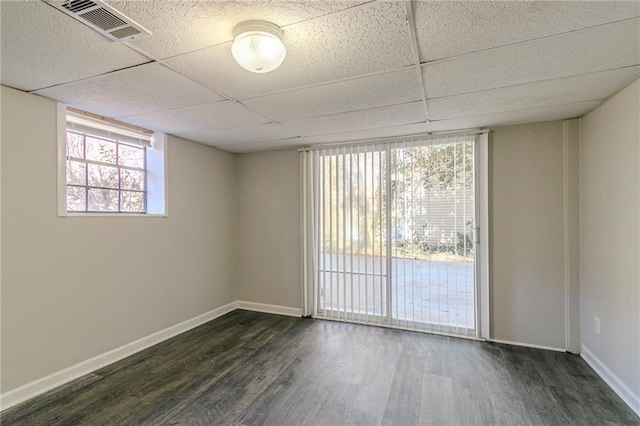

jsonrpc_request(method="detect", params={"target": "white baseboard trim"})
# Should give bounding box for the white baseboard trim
[488,338,566,353]
[0,301,237,412]
[581,345,640,417]
[235,300,302,317]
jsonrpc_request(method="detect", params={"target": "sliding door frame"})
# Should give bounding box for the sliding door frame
[476,132,490,340]
[301,130,491,340]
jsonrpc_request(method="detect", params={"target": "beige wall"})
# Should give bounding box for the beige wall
[490,122,568,349]
[235,150,301,309]
[236,127,573,350]
[3,76,635,408]
[1,86,237,392]
[580,79,640,400]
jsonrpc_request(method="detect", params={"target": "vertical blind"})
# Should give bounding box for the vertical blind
[302,133,479,338]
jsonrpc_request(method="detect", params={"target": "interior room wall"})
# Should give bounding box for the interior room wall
[490,121,568,350]
[235,124,574,351]
[235,149,301,310]
[0,86,237,393]
[580,78,639,409]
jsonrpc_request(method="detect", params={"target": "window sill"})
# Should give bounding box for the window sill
[59,213,168,218]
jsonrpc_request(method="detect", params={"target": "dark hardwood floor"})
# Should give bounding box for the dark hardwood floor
[2,310,638,425]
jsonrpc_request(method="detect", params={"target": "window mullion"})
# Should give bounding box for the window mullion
[62,109,160,216]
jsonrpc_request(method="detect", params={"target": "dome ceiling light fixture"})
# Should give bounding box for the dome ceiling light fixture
[231,20,287,74]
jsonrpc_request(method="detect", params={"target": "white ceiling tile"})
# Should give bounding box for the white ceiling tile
[164,1,413,99]
[415,1,640,61]
[220,139,306,154]
[281,102,426,137]
[300,122,432,145]
[34,63,224,119]
[422,18,640,99]
[428,67,640,120]
[121,102,270,134]
[112,0,370,59]
[242,68,421,121]
[426,101,602,133]
[3,0,637,149]
[178,123,298,147]
[0,1,148,91]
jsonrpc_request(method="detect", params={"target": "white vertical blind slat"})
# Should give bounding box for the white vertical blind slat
[364,147,369,323]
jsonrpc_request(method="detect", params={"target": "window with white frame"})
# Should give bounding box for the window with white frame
[59,107,167,216]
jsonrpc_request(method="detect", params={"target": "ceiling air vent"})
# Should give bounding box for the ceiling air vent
[43,0,151,42]
[61,0,96,13]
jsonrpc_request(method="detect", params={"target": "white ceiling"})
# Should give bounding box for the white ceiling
[1,0,639,153]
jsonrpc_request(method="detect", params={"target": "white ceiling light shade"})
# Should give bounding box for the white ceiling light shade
[231,21,287,73]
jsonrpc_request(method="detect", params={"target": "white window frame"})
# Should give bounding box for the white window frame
[56,103,168,217]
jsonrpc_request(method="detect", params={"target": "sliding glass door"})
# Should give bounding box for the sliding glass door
[317,146,388,324]
[305,134,477,338]
[388,139,475,335]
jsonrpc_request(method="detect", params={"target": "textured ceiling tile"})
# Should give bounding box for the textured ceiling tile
[112,0,370,59]
[177,123,297,146]
[34,63,224,119]
[4,0,637,150]
[426,100,602,133]
[121,102,270,134]
[428,67,640,120]
[0,1,148,91]
[220,139,306,154]
[164,1,413,99]
[281,102,425,137]
[423,18,640,99]
[300,122,432,145]
[242,68,421,121]
[415,1,640,61]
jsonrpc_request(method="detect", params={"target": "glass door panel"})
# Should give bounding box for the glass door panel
[314,137,476,337]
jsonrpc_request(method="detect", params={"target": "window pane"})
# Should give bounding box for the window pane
[66,160,86,185]
[88,188,118,212]
[118,143,145,169]
[86,136,116,164]
[88,164,118,189]
[66,132,84,158]
[66,186,86,211]
[120,191,145,213]
[121,169,145,191]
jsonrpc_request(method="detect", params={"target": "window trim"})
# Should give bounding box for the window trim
[57,103,168,218]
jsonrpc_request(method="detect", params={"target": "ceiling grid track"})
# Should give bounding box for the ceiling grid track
[11,0,636,151]
[425,64,640,101]
[404,0,430,123]
[235,66,416,101]
[423,15,640,66]
[429,98,605,123]
[25,60,155,93]
[121,41,229,100]
[120,41,305,131]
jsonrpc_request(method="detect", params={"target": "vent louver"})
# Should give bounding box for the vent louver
[110,27,141,39]
[43,0,151,42]
[80,8,127,30]
[61,0,96,13]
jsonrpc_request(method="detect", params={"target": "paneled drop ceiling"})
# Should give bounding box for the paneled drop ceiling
[1,0,639,153]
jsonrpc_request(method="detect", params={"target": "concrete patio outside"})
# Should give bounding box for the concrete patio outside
[318,253,475,332]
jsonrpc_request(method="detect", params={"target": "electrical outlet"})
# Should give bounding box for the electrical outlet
[594,316,601,334]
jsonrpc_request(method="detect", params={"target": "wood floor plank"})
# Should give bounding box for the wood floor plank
[381,351,425,425]
[1,310,638,426]
[419,373,454,425]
